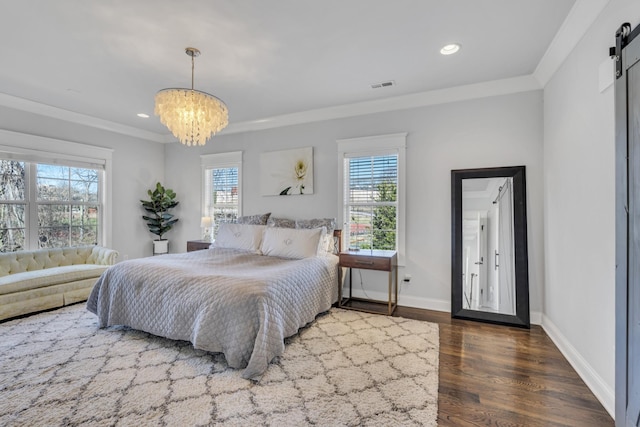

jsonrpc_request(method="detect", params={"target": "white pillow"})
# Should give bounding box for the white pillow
[260,226,325,259]
[213,223,265,253]
[295,218,336,253]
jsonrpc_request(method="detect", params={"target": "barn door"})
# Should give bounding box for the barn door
[628,40,640,426]
[615,22,640,427]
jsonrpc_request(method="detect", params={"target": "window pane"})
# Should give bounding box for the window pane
[349,158,375,203]
[71,168,99,202]
[71,167,98,182]
[349,205,373,249]
[212,207,238,236]
[37,164,68,180]
[207,166,239,238]
[213,168,238,206]
[71,180,98,202]
[372,205,397,250]
[0,203,25,229]
[38,178,70,201]
[36,165,101,247]
[39,227,70,248]
[38,205,70,228]
[0,160,26,201]
[71,205,98,226]
[0,203,26,252]
[0,228,25,252]
[349,156,397,204]
[71,226,97,245]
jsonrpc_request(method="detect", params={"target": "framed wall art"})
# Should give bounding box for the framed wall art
[260,147,314,196]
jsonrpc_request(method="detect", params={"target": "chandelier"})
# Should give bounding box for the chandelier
[155,47,229,146]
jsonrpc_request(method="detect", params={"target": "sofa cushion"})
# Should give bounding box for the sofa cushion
[0,264,108,296]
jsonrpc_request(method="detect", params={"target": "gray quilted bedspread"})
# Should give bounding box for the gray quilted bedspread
[86,248,339,380]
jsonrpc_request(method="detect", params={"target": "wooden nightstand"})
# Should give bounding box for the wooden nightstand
[186,240,212,252]
[338,249,398,315]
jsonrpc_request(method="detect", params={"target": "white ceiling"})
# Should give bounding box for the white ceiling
[0,0,602,142]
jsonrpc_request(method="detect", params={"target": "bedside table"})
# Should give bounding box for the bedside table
[338,249,398,315]
[186,240,212,252]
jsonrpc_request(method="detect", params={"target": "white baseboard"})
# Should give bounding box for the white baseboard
[345,288,544,325]
[345,288,450,313]
[398,293,451,313]
[541,314,614,418]
[530,311,542,325]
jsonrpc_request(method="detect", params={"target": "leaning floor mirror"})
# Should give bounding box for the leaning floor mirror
[451,166,530,328]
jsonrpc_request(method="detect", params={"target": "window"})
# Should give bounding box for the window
[338,133,406,261]
[202,152,242,236]
[345,155,398,250]
[37,164,100,248]
[0,161,103,252]
[0,129,112,252]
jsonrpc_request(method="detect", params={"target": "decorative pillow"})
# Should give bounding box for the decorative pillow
[260,226,326,259]
[237,212,271,225]
[213,223,266,253]
[296,218,336,253]
[267,217,296,228]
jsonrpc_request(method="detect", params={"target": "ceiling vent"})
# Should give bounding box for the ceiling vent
[370,80,395,89]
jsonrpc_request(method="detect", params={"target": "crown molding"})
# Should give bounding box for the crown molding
[0,75,542,143]
[224,75,541,135]
[0,92,167,143]
[533,0,610,87]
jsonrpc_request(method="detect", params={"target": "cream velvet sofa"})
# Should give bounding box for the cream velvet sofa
[0,246,118,321]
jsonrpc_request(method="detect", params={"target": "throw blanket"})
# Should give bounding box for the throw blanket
[87,248,338,380]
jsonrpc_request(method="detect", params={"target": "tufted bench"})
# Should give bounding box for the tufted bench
[0,246,118,321]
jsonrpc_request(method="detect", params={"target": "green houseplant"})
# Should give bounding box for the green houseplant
[140,182,179,254]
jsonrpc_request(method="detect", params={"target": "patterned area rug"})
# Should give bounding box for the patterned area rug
[0,304,438,426]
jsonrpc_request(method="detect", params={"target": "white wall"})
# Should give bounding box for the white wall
[0,106,165,260]
[165,90,544,315]
[542,0,640,416]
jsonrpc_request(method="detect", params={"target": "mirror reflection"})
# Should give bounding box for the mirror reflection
[462,177,515,315]
[451,165,529,328]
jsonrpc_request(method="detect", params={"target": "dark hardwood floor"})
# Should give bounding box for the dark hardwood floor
[392,306,613,426]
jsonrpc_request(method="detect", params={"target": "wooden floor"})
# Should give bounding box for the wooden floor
[392,306,614,426]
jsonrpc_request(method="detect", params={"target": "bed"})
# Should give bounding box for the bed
[87,221,340,380]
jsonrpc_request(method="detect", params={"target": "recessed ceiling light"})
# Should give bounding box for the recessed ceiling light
[137,113,150,118]
[440,43,461,55]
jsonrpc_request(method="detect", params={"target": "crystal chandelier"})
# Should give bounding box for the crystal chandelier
[155,47,229,146]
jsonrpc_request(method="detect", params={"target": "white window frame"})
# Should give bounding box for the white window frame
[337,133,407,265]
[201,151,243,233]
[0,129,113,249]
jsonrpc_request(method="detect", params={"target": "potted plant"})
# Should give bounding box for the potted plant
[140,182,179,255]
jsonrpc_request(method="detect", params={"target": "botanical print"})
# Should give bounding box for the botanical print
[260,147,314,196]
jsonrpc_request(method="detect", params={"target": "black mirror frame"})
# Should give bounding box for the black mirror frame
[451,166,530,328]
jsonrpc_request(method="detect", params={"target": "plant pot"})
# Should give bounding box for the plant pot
[153,239,169,255]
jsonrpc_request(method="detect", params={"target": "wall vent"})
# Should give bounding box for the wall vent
[370,80,395,89]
